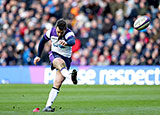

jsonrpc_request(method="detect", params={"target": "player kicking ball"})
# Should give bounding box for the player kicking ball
[34,18,78,112]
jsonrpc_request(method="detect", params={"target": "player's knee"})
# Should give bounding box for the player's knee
[54,80,62,88]
[53,58,66,70]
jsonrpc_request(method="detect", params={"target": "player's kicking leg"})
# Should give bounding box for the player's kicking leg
[51,58,78,85]
[49,52,78,85]
[71,69,77,84]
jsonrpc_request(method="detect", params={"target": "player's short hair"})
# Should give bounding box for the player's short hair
[56,18,67,30]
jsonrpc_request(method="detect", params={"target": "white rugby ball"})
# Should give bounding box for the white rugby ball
[133,16,151,30]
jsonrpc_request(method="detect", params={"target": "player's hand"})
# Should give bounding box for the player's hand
[34,56,40,65]
[59,40,67,46]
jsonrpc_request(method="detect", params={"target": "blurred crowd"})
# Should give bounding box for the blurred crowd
[0,0,160,66]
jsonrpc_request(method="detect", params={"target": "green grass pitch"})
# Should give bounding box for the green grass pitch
[0,84,160,115]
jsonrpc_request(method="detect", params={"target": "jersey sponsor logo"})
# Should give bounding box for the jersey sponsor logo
[51,36,58,39]
[53,44,65,48]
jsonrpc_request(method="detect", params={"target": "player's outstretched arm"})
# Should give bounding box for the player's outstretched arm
[34,56,41,65]
[34,34,49,65]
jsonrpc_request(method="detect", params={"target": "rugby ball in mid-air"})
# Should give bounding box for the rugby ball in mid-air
[133,16,151,30]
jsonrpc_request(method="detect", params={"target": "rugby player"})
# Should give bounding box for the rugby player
[34,18,78,112]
